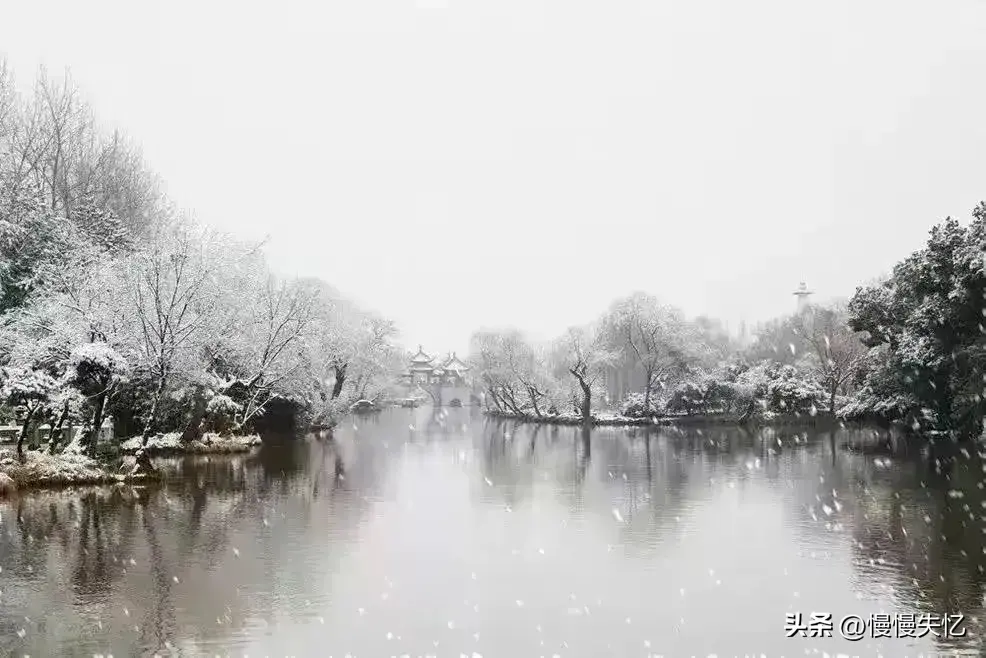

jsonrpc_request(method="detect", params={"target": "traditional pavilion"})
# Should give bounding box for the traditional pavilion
[401,346,470,386]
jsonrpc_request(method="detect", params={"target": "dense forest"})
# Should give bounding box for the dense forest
[0,63,402,459]
[470,206,986,440]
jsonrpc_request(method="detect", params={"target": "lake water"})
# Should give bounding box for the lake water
[0,407,984,657]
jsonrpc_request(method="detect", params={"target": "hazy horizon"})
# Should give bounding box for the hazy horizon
[3,0,986,355]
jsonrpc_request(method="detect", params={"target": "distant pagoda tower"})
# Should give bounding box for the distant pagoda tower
[793,281,813,313]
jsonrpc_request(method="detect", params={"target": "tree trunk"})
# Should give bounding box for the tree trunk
[179,389,207,444]
[86,390,108,458]
[16,405,36,460]
[829,384,837,415]
[527,386,542,417]
[48,400,70,454]
[180,411,205,444]
[486,387,503,412]
[141,375,168,447]
[499,386,524,415]
[571,375,592,424]
[643,367,653,413]
[331,363,347,400]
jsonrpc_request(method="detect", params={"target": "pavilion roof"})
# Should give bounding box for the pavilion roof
[442,352,470,373]
[409,345,432,364]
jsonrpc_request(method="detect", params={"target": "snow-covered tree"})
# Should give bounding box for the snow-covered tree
[222,273,320,431]
[1,65,165,234]
[70,192,130,254]
[301,285,355,404]
[0,178,78,313]
[344,313,401,403]
[469,329,558,416]
[66,341,129,456]
[0,366,59,457]
[848,205,986,438]
[42,383,86,454]
[0,60,402,449]
[125,216,227,444]
[299,286,401,421]
[553,324,616,422]
[602,292,696,413]
[790,302,867,413]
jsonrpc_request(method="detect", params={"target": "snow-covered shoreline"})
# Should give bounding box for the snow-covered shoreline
[119,433,262,456]
[483,409,835,427]
[485,410,669,426]
[0,449,158,494]
[0,432,261,494]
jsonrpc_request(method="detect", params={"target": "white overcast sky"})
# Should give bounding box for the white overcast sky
[2,0,986,355]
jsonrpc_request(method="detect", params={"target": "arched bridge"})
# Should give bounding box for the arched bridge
[422,382,476,407]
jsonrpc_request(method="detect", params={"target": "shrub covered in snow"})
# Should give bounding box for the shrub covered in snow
[732,362,827,415]
[0,448,156,488]
[666,380,710,415]
[204,393,241,434]
[662,362,828,417]
[761,366,828,414]
[837,380,919,423]
[620,392,663,418]
[119,432,261,455]
[664,372,744,416]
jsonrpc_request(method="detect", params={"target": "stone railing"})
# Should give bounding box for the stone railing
[0,421,113,446]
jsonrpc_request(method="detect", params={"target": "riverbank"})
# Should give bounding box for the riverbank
[119,433,262,456]
[0,433,262,495]
[0,449,158,494]
[484,409,838,427]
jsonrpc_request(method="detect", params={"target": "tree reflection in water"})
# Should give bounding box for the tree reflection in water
[0,412,983,655]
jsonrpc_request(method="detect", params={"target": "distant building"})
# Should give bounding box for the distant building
[400,346,471,387]
[793,281,814,313]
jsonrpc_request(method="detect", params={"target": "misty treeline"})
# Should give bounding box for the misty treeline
[471,204,986,440]
[0,64,402,458]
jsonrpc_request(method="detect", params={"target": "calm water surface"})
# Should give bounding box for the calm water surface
[1,407,985,657]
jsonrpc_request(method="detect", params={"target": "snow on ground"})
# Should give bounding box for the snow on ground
[483,410,662,426]
[119,432,262,455]
[0,448,142,489]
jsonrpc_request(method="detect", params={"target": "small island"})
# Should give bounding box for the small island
[465,215,986,446]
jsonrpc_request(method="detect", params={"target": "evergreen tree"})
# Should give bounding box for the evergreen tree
[0,178,75,313]
[848,204,986,439]
[71,192,130,254]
